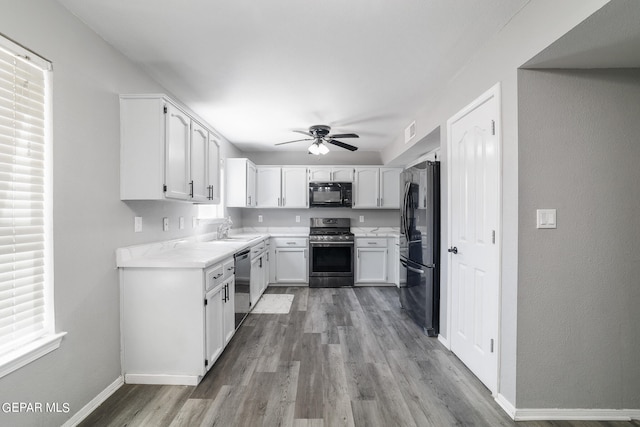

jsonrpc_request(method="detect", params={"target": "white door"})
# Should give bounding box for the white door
[164,103,190,200]
[256,167,281,207]
[275,248,307,283]
[207,134,220,204]
[355,248,387,283]
[354,168,379,208]
[205,285,224,371]
[447,83,501,394]
[190,122,208,202]
[379,168,401,208]
[282,167,308,207]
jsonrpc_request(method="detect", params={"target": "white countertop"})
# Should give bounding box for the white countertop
[116,233,271,269]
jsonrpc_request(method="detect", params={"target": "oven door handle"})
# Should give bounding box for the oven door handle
[310,242,354,247]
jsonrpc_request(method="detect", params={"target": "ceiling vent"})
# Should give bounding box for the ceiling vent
[404,121,416,143]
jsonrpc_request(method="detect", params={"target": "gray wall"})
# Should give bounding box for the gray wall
[0,1,238,425]
[517,68,640,409]
[240,208,398,228]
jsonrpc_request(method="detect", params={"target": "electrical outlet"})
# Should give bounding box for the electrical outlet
[179,216,185,230]
[134,216,142,233]
[163,217,169,231]
[258,215,263,223]
[295,215,300,223]
[359,215,365,223]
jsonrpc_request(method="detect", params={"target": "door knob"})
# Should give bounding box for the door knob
[448,247,458,254]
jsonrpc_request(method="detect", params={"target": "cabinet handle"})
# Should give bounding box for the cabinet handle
[248,195,251,206]
[286,242,296,245]
[189,180,194,198]
[282,197,285,206]
[367,242,376,245]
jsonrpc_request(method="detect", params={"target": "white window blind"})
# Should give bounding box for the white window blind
[0,39,51,357]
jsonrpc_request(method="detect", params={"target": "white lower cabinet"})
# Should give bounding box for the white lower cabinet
[355,238,393,284]
[271,238,308,284]
[120,256,235,386]
[249,239,269,306]
[205,284,225,370]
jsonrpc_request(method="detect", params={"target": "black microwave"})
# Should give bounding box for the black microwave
[309,182,352,208]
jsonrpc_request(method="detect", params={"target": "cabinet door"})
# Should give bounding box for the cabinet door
[207,134,221,204]
[354,168,379,208]
[223,278,235,344]
[165,103,191,200]
[190,122,209,202]
[256,167,281,207]
[275,248,307,283]
[247,162,257,207]
[205,286,224,370]
[379,168,401,208]
[308,167,332,182]
[331,167,354,182]
[282,167,308,208]
[250,256,261,307]
[356,248,388,283]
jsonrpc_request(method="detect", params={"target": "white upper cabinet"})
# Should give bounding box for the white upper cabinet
[190,121,209,202]
[308,167,354,182]
[226,158,257,207]
[120,94,221,204]
[256,167,308,208]
[353,168,379,208]
[164,103,191,200]
[207,133,221,204]
[281,167,308,208]
[379,167,402,208]
[354,167,401,209]
[256,167,281,208]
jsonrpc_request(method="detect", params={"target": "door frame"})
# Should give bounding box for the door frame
[445,82,503,395]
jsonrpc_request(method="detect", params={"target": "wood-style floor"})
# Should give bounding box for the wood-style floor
[81,287,640,427]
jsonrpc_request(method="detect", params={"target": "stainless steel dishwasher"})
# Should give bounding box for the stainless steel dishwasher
[233,249,251,329]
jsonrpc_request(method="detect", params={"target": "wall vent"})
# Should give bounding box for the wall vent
[404,121,416,143]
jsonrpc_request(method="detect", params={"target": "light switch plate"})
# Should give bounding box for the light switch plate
[295,215,300,223]
[536,209,557,229]
[359,215,365,223]
[134,216,142,233]
[258,215,263,223]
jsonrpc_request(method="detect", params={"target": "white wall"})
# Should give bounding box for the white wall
[381,0,609,406]
[517,68,640,409]
[0,1,238,425]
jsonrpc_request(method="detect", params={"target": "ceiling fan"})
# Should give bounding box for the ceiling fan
[275,125,359,154]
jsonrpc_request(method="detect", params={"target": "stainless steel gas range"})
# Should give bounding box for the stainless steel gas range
[308,218,354,288]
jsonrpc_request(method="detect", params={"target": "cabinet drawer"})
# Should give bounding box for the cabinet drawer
[250,241,266,259]
[272,237,307,248]
[223,258,235,279]
[206,264,224,291]
[356,238,387,248]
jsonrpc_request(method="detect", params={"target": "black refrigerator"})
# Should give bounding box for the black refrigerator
[399,160,440,337]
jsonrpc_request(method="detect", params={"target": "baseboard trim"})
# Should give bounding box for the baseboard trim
[437,334,450,349]
[513,408,640,421]
[495,393,516,419]
[125,373,200,386]
[62,376,123,427]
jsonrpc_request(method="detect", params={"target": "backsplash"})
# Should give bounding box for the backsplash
[238,207,399,228]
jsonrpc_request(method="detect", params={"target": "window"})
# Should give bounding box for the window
[0,35,64,378]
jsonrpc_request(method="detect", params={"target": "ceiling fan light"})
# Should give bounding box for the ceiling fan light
[308,143,321,155]
[318,143,329,155]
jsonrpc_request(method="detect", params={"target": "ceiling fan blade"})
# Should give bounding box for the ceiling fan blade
[293,130,313,136]
[328,133,359,139]
[275,138,313,146]
[326,139,358,151]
